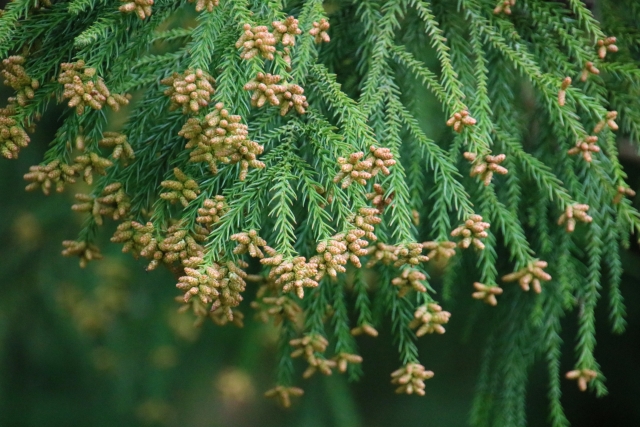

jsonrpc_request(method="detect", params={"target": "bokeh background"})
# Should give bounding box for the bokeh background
[2,2,640,426]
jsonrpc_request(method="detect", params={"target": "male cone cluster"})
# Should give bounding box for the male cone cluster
[502,260,552,294]
[1,56,38,107]
[0,105,29,159]
[451,215,490,250]
[391,363,434,396]
[58,61,129,115]
[244,72,308,115]
[161,69,215,114]
[179,102,264,179]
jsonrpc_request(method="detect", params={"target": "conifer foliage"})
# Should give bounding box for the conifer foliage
[2,0,640,425]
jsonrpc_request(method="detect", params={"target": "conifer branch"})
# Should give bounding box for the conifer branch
[2,0,639,417]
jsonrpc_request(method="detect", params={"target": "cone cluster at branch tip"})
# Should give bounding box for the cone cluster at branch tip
[567,136,600,162]
[176,260,248,320]
[58,61,129,115]
[0,105,30,159]
[72,182,130,226]
[228,236,319,301]
[119,0,153,19]
[580,61,600,82]
[367,242,428,268]
[493,0,515,15]
[158,224,207,265]
[343,229,370,266]
[264,386,304,408]
[24,160,77,195]
[1,56,39,106]
[236,24,277,60]
[333,146,395,188]
[244,72,308,115]
[557,204,592,233]
[558,77,571,107]
[99,132,135,163]
[309,19,330,44]
[409,303,451,336]
[236,17,301,67]
[112,221,207,272]
[350,323,379,337]
[422,241,457,262]
[262,252,319,299]
[196,196,228,227]
[366,183,394,212]
[111,221,159,259]
[446,110,477,133]
[311,233,358,278]
[161,69,215,114]
[593,111,618,134]
[392,267,428,297]
[463,152,508,186]
[62,240,103,268]
[231,230,268,258]
[111,221,157,258]
[597,36,618,59]
[350,207,381,242]
[613,186,636,204]
[160,168,200,208]
[73,152,113,185]
[391,363,434,396]
[272,16,301,47]
[179,102,264,179]
[472,282,503,306]
[451,214,490,250]
[290,334,336,378]
[365,242,401,267]
[502,260,551,293]
[566,368,597,392]
[188,0,218,13]
[334,352,363,373]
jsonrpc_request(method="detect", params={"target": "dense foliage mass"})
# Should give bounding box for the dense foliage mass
[2,0,640,425]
